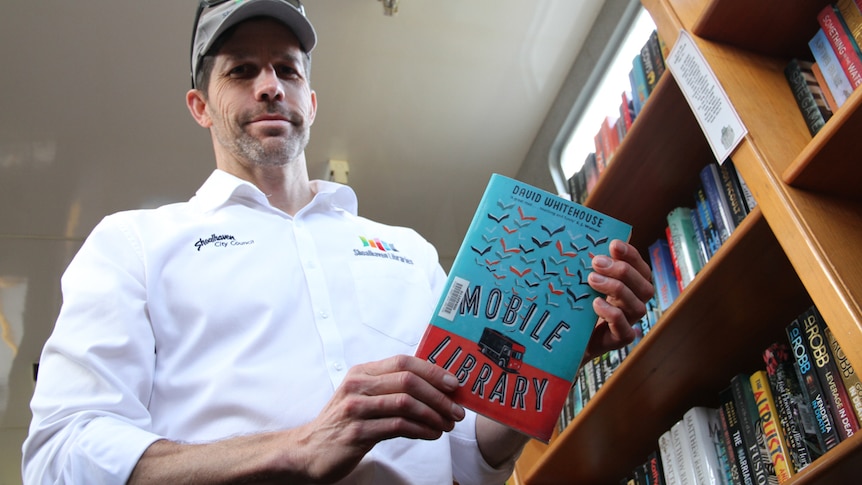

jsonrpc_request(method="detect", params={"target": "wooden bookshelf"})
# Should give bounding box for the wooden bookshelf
[517,0,862,483]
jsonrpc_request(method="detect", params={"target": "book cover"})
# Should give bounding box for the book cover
[809,28,855,107]
[784,58,830,136]
[648,238,680,313]
[640,35,659,95]
[717,391,744,485]
[818,4,862,89]
[699,163,736,244]
[631,53,650,110]
[666,207,703,289]
[837,0,862,47]
[415,173,632,442]
[717,159,749,228]
[750,370,795,482]
[688,204,709,268]
[811,61,839,113]
[801,306,860,440]
[694,186,721,260]
[646,449,666,485]
[823,325,862,423]
[720,386,753,485]
[786,316,841,451]
[659,428,682,485]
[683,406,726,485]
[646,29,667,86]
[671,419,697,485]
[762,343,818,471]
[730,373,777,485]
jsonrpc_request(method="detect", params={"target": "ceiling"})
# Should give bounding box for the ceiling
[0,0,622,477]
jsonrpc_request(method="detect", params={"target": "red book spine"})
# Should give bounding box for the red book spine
[818,5,862,88]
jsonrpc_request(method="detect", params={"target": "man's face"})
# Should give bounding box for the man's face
[203,18,316,169]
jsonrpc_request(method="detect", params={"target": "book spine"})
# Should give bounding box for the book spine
[694,187,721,259]
[838,0,862,46]
[671,419,696,485]
[784,58,828,136]
[786,317,840,451]
[824,325,862,423]
[664,226,685,293]
[818,5,862,88]
[811,61,839,113]
[762,343,817,471]
[718,160,749,227]
[699,163,735,243]
[646,449,666,485]
[730,374,774,484]
[720,386,753,485]
[802,306,860,440]
[647,29,666,83]
[659,429,681,485]
[631,53,650,109]
[750,370,795,482]
[810,28,855,108]
[629,69,643,116]
[683,407,725,485]
[666,207,702,288]
[688,204,709,268]
[640,36,658,95]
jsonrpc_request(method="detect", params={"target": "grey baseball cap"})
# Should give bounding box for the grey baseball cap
[191,0,317,88]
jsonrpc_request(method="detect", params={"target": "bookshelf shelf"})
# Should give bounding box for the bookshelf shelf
[515,0,862,483]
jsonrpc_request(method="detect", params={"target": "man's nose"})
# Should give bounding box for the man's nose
[255,66,284,101]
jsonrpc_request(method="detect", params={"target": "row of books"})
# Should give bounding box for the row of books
[651,159,755,313]
[785,1,862,136]
[618,304,862,484]
[559,159,756,431]
[567,30,668,205]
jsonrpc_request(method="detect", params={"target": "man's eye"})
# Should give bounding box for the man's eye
[277,65,299,78]
[229,65,253,77]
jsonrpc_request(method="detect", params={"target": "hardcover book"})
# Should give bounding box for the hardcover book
[683,406,726,485]
[750,370,795,482]
[730,373,776,485]
[414,173,632,442]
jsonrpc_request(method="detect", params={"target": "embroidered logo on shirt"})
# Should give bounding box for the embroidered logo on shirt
[354,236,413,265]
[194,233,254,251]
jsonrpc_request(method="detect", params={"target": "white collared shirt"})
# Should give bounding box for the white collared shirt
[23,170,513,485]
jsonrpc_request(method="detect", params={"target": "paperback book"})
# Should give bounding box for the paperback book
[415,173,632,442]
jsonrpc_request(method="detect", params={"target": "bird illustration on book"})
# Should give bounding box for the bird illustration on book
[586,233,608,247]
[471,245,491,256]
[487,212,509,223]
[531,236,551,248]
[556,240,577,257]
[509,266,531,277]
[545,294,559,307]
[518,244,535,254]
[503,225,517,234]
[524,279,539,288]
[541,224,565,237]
[482,234,499,243]
[548,256,567,266]
[520,254,536,264]
[541,259,559,277]
[571,241,588,252]
[556,275,572,287]
[518,206,537,221]
[499,239,521,254]
[548,282,565,295]
[497,199,515,210]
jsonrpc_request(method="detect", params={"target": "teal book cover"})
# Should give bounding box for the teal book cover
[415,173,632,442]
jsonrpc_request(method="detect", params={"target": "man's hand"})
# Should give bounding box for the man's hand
[130,355,465,484]
[296,355,466,482]
[583,239,654,362]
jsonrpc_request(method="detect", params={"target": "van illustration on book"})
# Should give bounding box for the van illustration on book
[478,327,525,373]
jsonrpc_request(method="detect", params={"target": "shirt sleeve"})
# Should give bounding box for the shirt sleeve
[448,411,518,485]
[22,214,163,484]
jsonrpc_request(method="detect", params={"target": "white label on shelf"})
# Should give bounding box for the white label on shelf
[666,30,747,165]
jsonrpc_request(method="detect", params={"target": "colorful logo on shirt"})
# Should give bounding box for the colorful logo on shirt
[358,236,398,252]
[354,236,413,265]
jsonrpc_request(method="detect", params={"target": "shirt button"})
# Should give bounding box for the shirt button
[319,311,329,319]
[333,362,344,371]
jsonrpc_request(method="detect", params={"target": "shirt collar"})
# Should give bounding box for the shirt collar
[192,169,359,216]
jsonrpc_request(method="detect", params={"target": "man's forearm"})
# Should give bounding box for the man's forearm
[474,415,531,469]
[128,431,309,484]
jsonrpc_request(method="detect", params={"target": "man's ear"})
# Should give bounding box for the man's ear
[307,90,318,126]
[186,89,212,128]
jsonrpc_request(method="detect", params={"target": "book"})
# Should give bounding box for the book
[762,343,818,471]
[720,386,752,485]
[415,173,632,442]
[786,316,841,451]
[640,34,660,95]
[811,61,839,113]
[688,204,710,268]
[817,4,862,89]
[645,449,666,485]
[809,28,855,107]
[683,406,726,485]
[717,391,744,485]
[801,306,859,440]
[837,0,862,47]
[648,238,680,313]
[694,186,721,260]
[631,53,650,111]
[646,29,666,86]
[666,207,703,289]
[823,325,862,424]
[717,159,749,229]
[784,58,831,136]
[671,419,697,485]
[730,373,777,485]
[750,370,795,482]
[699,163,736,244]
[659,428,683,485]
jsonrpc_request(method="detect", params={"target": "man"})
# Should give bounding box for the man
[23,1,654,483]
